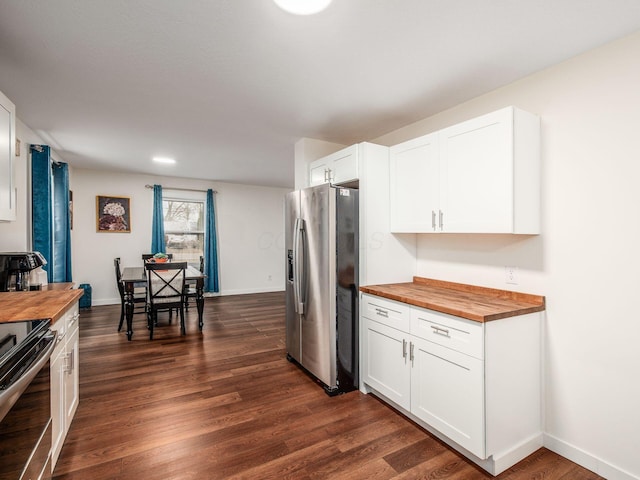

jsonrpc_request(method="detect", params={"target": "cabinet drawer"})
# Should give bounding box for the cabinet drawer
[361,294,410,332]
[50,313,67,337]
[410,307,484,359]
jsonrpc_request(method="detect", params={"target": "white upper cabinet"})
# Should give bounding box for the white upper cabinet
[390,106,540,234]
[0,89,16,222]
[390,133,439,232]
[309,144,358,186]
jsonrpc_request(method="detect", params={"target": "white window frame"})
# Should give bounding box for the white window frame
[162,190,206,267]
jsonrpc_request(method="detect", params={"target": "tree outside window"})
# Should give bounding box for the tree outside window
[162,199,204,266]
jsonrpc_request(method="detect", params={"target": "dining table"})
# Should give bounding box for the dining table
[120,265,205,341]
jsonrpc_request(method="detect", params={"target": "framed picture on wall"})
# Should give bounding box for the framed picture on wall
[96,195,131,233]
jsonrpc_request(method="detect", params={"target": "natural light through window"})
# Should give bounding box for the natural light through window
[162,198,204,266]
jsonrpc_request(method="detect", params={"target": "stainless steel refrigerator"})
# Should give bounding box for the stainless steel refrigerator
[285,184,359,395]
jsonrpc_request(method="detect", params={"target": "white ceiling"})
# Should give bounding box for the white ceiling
[1,1,639,188]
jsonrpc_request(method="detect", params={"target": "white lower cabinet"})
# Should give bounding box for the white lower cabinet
[50,301,80,471]
[363,318,484,458]
[361,293,541,475]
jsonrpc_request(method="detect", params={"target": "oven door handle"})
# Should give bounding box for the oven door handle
[0,330,57,423]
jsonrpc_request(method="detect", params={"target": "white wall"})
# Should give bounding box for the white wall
[374,31,640,480]
[71,168,290,304]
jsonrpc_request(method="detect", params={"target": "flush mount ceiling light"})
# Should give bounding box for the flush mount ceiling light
[274,0,332,15]
[152,157,176,165]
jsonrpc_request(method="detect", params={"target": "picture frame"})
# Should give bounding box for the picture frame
[96,195,131,233]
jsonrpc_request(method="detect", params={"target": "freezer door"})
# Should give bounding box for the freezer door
[285,190,301,363]
[335,187,359,387]
[299,184,336,387]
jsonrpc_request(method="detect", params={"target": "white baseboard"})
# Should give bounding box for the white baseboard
[492,433,543,476]
[90,288,284,306]
[544,433,639,480]
[92,297,120,306]
[220,286,284,295]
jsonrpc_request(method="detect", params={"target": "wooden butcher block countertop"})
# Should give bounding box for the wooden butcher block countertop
[360,277,545,323]
[0,286,83,324]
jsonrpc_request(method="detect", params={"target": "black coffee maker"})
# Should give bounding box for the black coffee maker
[0,252,47,292]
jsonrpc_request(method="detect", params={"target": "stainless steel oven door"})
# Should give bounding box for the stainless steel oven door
[0,321,56,480]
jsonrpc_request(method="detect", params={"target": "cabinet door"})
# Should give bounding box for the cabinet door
[411,336,485,459]
[330,145,358,185]
[439,108,513,233]
[309,158,329,186]
[50,344,66,469]
[390,133,439,232]
[362,318,411,410]
[0,90,16,222]
[64,322,80,428]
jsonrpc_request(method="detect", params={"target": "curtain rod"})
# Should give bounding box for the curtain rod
[144,184,217,194]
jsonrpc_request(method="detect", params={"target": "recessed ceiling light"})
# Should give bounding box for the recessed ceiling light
[153,157,176,165]
[274,0,332,15]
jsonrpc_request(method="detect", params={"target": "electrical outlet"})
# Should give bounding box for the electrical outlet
[505,266,518,285]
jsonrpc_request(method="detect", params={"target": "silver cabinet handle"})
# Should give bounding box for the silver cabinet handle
[431,325,450,337]
[64,351,73,374]
[431,210,436,231]
[439,210,443,230]
[67,349,75,374]
[410,342,415,364]
[375,308,389,318]
[402,339,407,359]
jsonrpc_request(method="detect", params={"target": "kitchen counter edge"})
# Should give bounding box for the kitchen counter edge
[360,276,545,323]
[0,287,84,324]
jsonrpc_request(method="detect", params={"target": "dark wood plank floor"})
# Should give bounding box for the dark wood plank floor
[53,292,602,479]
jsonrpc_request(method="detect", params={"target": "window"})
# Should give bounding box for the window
[162,198,204,266]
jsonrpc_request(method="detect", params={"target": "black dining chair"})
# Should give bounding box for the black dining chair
[145,262,187,340]
[184,255,204,310]
[114,257,147,332]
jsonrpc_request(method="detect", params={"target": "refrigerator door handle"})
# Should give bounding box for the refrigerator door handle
[293,217,305,315]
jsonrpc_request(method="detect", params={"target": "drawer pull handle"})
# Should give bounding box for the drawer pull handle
[431,325,450,337]
[375,308,389,318]
[409,342,415,364]
[402,339,407,359]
